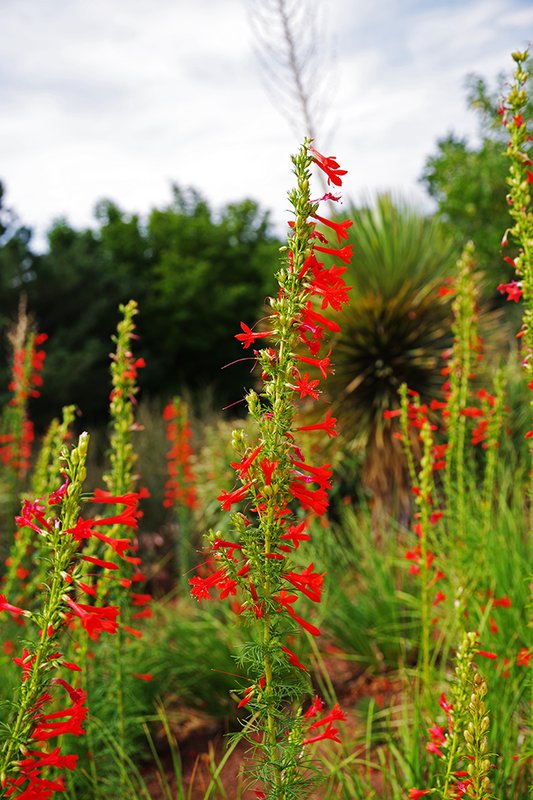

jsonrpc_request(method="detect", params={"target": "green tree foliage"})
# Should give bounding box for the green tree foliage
[142,187,277,399]
[421,67,533,291]
[0,186,280,424]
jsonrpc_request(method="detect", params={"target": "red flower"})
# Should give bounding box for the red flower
[289,371,321,400]
[64,596,119,640]
[280,520,311,549]
[32,682,88,740]
[280,645,309,672]
[497,281,522,302]
[290,459,332,490]
[18,746,78,772]
[309,147,347,186]
[274,589,321,636]
[283,563,325,602]
[295,351,333,380]
[289,480,329,515]
[235,322,273,348]
[408,790,431,799]
[0,594,29,618]
[307,703,346,730]
[230,443,264,479]
[189,568,228,602]
[297,409,337,438]
[259,457,278,485]
[304,695,324,718]
[426,741,444,758]
[303,721,341,745]
[313,243,354,265]
[313,213,353,243]
[477,650,498,660]
[217,481,253,510]
[300,301,341,333]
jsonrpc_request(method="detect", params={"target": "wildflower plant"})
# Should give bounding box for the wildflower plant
[0,432,144,798]
[163,396,197,586]
[0,320,47,534]
[408,631,496,800]
[498,52,533,490]
[3,404,77,605]
[189,140,351,797]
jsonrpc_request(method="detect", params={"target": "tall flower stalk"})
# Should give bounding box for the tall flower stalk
[498,51,533,501]
[189,140,350,797]
[87,300,148,788]
[3,404,76,604]
[163,397,197,588]
[0,433,143,798]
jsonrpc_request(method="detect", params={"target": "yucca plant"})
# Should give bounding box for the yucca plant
[323,194,455,521]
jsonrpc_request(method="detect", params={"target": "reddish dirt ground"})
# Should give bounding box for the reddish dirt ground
[142,655,405,799]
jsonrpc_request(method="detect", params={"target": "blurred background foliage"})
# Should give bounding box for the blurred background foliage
[0,185,280,426]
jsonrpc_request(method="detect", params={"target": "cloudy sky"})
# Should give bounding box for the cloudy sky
[1,0,531,247]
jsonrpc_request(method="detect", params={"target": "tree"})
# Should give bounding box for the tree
[143,187,279,404]
[0,186,281,425]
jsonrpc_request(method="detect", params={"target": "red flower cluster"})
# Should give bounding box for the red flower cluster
[0,332,47,475]
[163,400,197,510]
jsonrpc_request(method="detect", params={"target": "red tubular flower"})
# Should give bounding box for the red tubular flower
[289,371,321,400]
[280,645,309,672]
[64,596,119,641]
[408,789,431,799]
[302,721,341,745]
[313,243,354,264]
[18,746,78,772]
[274,590,321,636]
[81,555,119,570]
[283,563,325,602]
[259,457,278,485]
[313,213,353,244]
[426,741,444,758]
[299,301,342,333]
[304,695,324,718]
[15,499,52,534]
[217,481,253,511]
[289,480,329,515]
[297,409,337,438]
[13,648,37,681]
[295,351,333,380]
[89,488,143,507]
[189,567,228,601]
[497,280,523,302]
[32,683,88,740]
[230,443,264,479]
[477,650,498,660]
[290,459,332,490]
[309,147,347,186]
[281,520,311,549]
[0,594,29,618]
[308,703,346,730]
[235,322,273,348]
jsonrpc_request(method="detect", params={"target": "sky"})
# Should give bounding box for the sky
[1,0,532,248]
